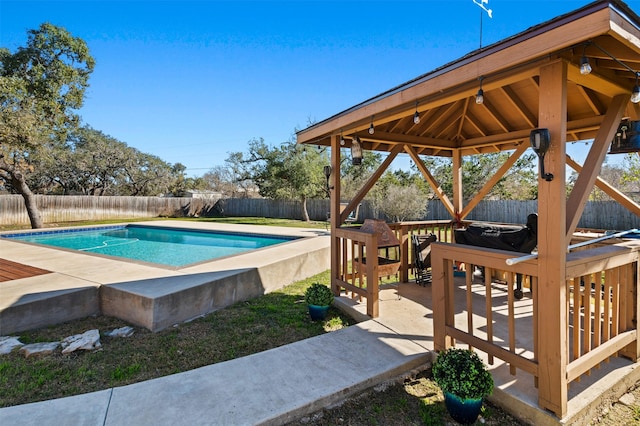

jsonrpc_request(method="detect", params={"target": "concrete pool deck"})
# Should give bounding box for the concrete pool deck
[0,221,331,333]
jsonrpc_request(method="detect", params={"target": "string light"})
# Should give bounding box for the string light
[580,43,592,75]
[476,76,484,104]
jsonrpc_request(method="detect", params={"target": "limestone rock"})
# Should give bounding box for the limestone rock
[0,336,24,354]
[619,392,636,407]
[104,326,134,338]
[61,329,101,354]
[20,342,60,358]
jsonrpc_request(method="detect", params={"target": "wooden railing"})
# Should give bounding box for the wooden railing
[332,226,380,317]
[331,220,454,317]
[388,221,456,284]
[431,237,639,418]
[565,241,640,383]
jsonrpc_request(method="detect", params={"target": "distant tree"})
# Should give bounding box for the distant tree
[201,165,251,198]
[227,137,328,221]
[337,150,383,202]
[622,153,640,193]
[0,23,95,227]
[567,159,640,202]
[63,127,130,195]
[371,182,429,222]
[423,152,538,201]
[115,151,175,196]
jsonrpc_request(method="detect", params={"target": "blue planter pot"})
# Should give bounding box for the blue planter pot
[444,392,483,424]
[308,304,329,321]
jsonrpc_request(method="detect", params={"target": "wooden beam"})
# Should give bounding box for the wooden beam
[405,145,456,218]
[566,94,629,242]
[536,59,568,418]
[459,142,529,220]
[340,145,403,224]
[568,62,630,97]
[566,155,640,221]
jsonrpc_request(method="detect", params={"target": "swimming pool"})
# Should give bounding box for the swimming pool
[2,225,299,267]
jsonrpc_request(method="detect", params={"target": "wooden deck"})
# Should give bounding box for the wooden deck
[0,258,51,282]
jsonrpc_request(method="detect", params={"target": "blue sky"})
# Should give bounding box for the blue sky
[2,0,637,176]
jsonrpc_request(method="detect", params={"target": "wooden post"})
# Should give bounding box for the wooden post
[365,233,379,317]
[536,59,568,418]
[400,223,410,284]
[330,135,341,296]
[619,260,640,361]
[452,149,463,224]
[432,243,447,351]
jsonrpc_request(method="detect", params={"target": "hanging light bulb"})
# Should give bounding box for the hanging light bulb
[368,116,375,134]
[476,76,484,105]
[413,102,420,124]
[580,56,592,75]
[631,73,640,104]
[340,130,345,146]
[580,44,592,75]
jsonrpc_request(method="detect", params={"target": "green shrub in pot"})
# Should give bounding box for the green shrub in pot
[432,347,494,424]
[304,282,334,307]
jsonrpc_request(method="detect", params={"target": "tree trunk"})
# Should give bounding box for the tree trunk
[301,197,310,222]
[3,166,44,229]
[21,189,44,229]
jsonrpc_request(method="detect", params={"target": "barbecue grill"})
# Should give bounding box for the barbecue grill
[454,213,538,299]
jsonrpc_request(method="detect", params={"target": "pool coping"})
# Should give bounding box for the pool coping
[0,220,331,333]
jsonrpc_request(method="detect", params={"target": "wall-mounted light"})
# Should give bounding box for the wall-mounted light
[323,165,333,195]
[580,43,592,75]
[413,101,420,124]
[632,73,640,104]
[530,128,553,181]
[351,135,363,166]
[476,76,484,104]
[368,116,375,134]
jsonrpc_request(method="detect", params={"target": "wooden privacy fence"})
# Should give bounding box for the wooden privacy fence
[0,195,214,226]
[1,195,638,229]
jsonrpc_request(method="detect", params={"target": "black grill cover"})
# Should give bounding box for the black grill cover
[454,214,538,254]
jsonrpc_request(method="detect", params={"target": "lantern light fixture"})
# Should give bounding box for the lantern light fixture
[632,73,640,104]
[368,116,375,135]
[413,102,420,124]
[351,135,363,166]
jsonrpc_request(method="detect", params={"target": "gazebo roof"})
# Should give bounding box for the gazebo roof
[297,0,640,158]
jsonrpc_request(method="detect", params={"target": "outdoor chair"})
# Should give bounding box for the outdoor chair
[344,203,361,225]
[326,203,361,229]
[412,233,437,286]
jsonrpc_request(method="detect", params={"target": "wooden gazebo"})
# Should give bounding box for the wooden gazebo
[297,0,640,419]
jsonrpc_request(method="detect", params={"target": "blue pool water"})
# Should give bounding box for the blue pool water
[3,225,298,267]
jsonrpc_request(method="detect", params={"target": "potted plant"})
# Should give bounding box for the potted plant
[304,282,334,320]
[432,348,494,424]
